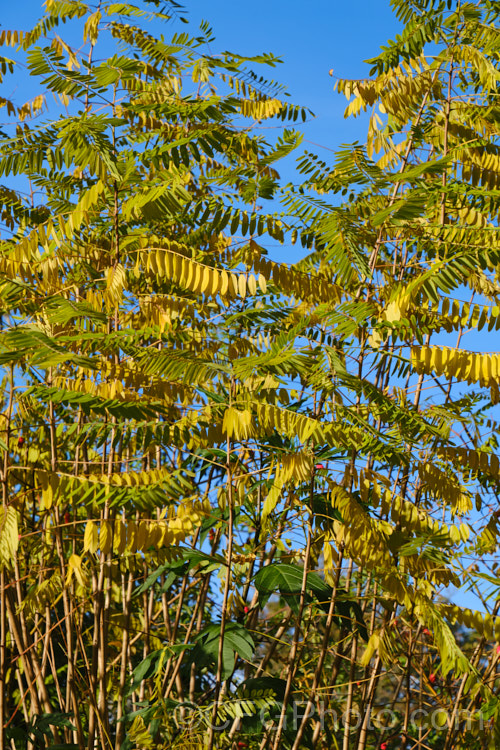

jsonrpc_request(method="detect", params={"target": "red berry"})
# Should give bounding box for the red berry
[17,437,24,447]
[381,743,388,750]
[423,628,431,636]
[243,606,249,614]
[496,644,500,655]
[315,463,325,469]
[429,673,436,684]
[209,529,215,541]
[64,512,71,524]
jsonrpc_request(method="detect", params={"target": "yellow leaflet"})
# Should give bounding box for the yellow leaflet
[83,10,101,45]
[99,520,112,554]
[136,521,148,551]
[240,98,283,120]
[418,461,467,512]
[0,506,18,568]
[113,521,127,555]
[42,484,53,510]
[247,274,257,296]
[238,274,247,299]
[200,266,211,294]
[411,345,500,388]
[323,540,338,583]
[222,407,253,440]
[220,270,229,296]
[83,521,98,554]
[368,330,383,349]
[126,521,137,551]
[262,476,284,525]
[383,293,409,323]
[441,604,500,640]
[360,632,380,667]
[66,554,88,588]
[139,248,264,301]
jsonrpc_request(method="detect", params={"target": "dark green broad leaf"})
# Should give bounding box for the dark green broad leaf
[192,622,255,680]
[31,712,76,731]
[127,644,194,696]
[237,676,288,702]
[197,622,255,662]
[349,600,369,642]
[334,593,369,642]
[20,712,77,743]
[253,562,332,610]
[127,649,164,695]
[254,565,368,640]
[254,562,303,610]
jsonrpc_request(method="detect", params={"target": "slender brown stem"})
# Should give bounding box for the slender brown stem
[271,494,314,750]
[0,366,13,750]
[207,436,235,750]
[291,546,345,750]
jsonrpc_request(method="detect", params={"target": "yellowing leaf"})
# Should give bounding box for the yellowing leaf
[247,274,257,296]
[83,10,101,45]
[368,330,383,349]
[83,520,98,554]
[238,274,247,299]
[113,520,127,555]
[0,506,18,568]
[66,554,88,588]
[200,267,211,294]
[223,406,237,438]
[219,270,229,296]
[360,632,380,666]
[136,521,148,551]
[99,520,112,554]
[384,300,402,322]
[262,476,284,525]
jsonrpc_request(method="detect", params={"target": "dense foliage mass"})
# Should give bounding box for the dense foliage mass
[2,0,500,748]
